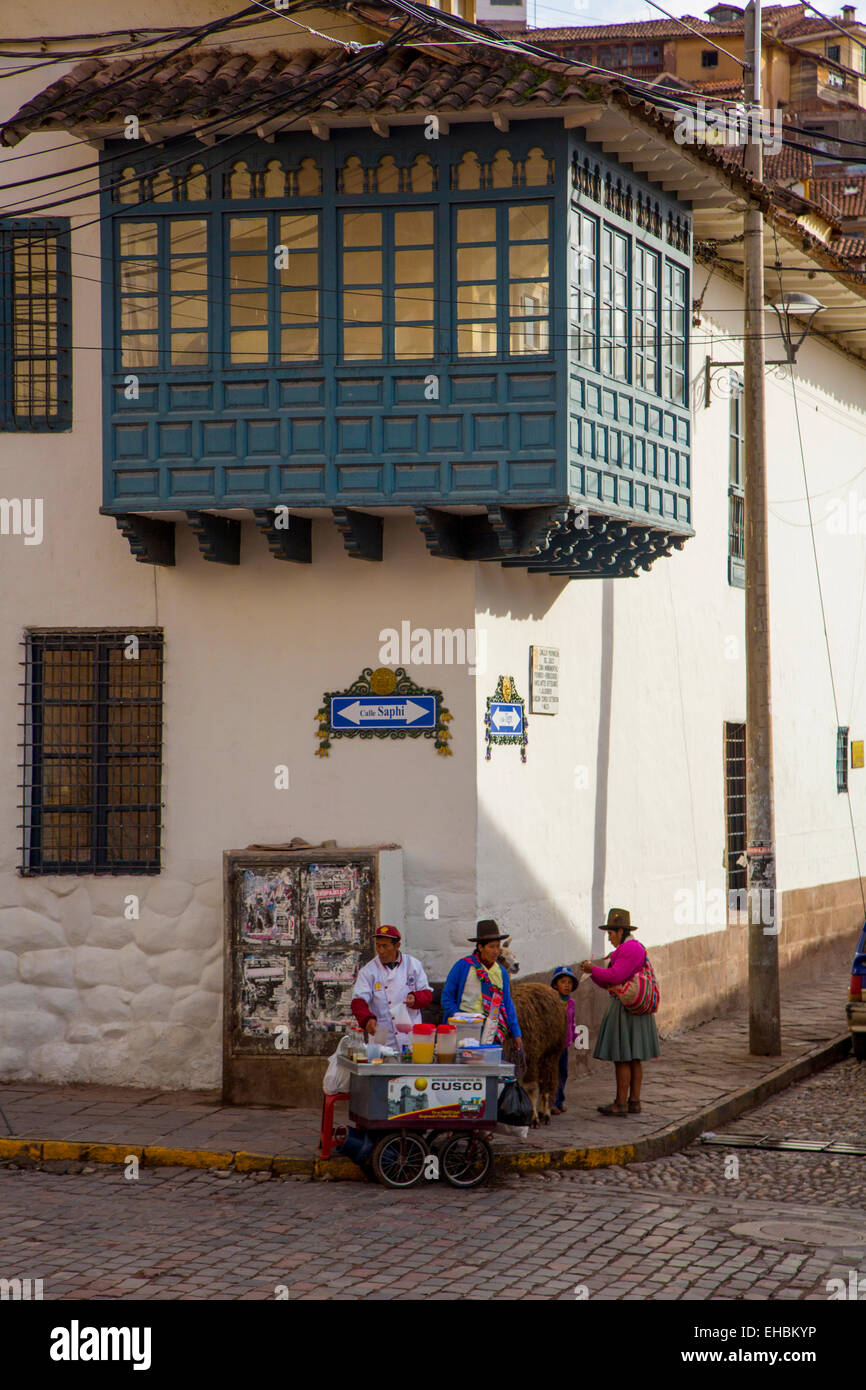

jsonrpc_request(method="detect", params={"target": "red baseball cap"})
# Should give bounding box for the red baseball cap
[375,924,402,941]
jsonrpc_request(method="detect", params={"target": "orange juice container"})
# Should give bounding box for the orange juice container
[411,1023,436,1065]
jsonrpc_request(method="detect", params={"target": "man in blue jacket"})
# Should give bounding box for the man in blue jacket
[441,920,523,1055]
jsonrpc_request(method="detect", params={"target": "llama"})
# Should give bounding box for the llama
[500,944,566,1126]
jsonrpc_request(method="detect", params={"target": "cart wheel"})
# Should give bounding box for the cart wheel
[439,1133,493,1189]
[853,1032,866,1061]
[371,1132,429,1189]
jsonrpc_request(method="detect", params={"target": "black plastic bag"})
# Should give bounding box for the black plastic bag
[497,1080,534,1126]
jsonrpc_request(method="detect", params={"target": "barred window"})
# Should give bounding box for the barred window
[838,726,850,794]
[724,721,747,909]
[1,220,71,429]
[20,630,163,874]
[728,371,745,588]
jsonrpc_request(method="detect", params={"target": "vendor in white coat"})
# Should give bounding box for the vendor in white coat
[350,925,433,1046]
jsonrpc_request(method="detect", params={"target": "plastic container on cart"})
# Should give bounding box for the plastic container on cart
[411,1023,436,1064]
[458,1042,482,1064]
[435,1024,457,1061]
[449,1013,484,1047]
[477,1043,502,1064]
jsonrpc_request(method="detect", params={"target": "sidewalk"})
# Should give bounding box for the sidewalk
[0,974,851,1179]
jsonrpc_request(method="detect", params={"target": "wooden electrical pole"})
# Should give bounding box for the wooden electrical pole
[743,0,781,1054]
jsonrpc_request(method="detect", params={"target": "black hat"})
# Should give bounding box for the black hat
[468,918,509,944]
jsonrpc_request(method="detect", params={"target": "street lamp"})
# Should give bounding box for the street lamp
[768,292,825,363]
[704,291,825,404]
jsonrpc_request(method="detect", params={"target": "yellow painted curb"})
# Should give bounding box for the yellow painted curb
[233,1151,274,1173]
[89,1143,144,1165]
[42,1141,83,1161]
[0,1139,42,1162]
[142,1146,233,1169]
[272,1155,312,1175]
[312,1157,367,1181]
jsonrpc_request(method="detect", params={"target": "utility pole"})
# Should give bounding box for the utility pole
[743,0,781,1054]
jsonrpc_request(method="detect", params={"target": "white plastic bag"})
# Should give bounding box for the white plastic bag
[323,1035,352,1095]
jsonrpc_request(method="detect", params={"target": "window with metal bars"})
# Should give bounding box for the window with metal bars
[1,219,71,429]
[838,726,850,794]
[724,721,747,907]
[20,631,163,874]
[728,371,745,588]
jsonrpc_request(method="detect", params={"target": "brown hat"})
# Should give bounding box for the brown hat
[600,907,632,934]
[468,918,509,944]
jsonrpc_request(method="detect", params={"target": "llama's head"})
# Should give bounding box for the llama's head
[499,941,520,976]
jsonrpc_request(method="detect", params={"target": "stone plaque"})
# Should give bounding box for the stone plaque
[530,645,559,715]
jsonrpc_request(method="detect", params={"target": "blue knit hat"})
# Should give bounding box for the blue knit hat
[551,966,578,991]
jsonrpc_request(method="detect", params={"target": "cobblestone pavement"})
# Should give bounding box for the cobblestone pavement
[0,1059,863,1301]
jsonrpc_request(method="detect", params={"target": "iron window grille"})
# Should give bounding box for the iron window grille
[838,726,850,794]
[20,629,163,874]
[0,219,71,430]
[728,371,745,587]
[724,721,748,910]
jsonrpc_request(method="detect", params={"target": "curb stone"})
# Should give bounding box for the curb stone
[0,1032,851,1181]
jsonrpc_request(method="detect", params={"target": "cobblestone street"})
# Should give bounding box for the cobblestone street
[1,1058,863,1301]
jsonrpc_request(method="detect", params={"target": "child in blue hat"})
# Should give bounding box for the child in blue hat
[550,966,579,1114]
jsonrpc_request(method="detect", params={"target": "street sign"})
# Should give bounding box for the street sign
[330,694,438,731]
[485,675,528,762]
[489,702,524,735]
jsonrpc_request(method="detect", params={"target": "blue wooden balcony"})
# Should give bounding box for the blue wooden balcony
[99,123,693,576]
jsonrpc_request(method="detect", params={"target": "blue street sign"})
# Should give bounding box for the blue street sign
[489,702,524,736]
[331,694,438,732]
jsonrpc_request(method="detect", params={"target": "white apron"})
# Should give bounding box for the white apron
[352,953,429,1048]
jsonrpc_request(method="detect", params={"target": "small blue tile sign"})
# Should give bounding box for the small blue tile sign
[485,675,528,763]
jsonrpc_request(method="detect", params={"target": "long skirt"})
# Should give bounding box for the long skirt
[593,996,660,1062]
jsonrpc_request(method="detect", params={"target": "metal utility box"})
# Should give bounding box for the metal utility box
[346,1059,513,1129]
[222,845,403,1107]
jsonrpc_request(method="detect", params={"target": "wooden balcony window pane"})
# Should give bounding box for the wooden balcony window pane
[394,286,434,322]
[282,253,318,288]
[121,335,159,367]
[170,219,207,255]
[42,759,92,806]
[510,317,549,354]
[457,208,495,242]
[343,212,382,247]
[509,280,548,314]
[508,204,548,241]
[457,283,496,317]
[343,290,382,323]
[119,222,157,256]
[280,327,318,361]
[457,322,496,356]
[395,325,434,359]
[230,294,269,328]
[230,329,268,363]
[121,297,158,332]
[457,245,495,281]
[281,289,318,324]
[171,258,207,292]
[394,209,434,245]
[171,331,208,365]
[171,295,208,330]
[121,261,158,293]
[395,249,433,284]
[279,213,318,249]
[509,242,548,279]
[230,217,269,252]
[343,251,382,284]
[343,325,382,359]
[230,255,268,290]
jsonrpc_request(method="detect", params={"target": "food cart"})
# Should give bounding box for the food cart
[320,1057,514,1189]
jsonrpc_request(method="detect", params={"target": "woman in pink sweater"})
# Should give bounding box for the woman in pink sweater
[580,907,660,1116]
